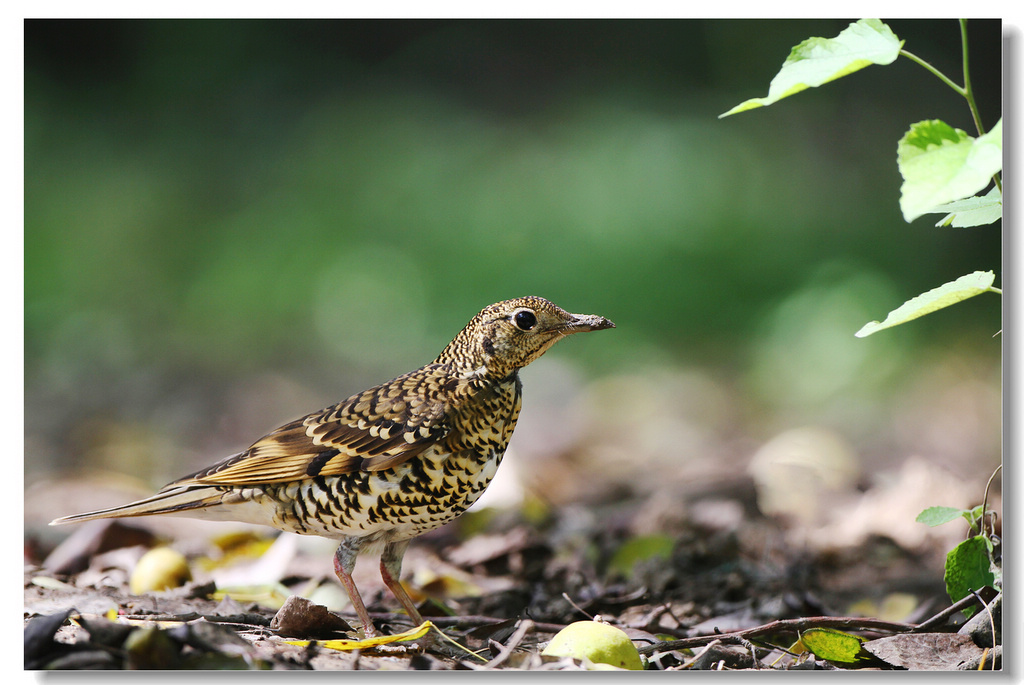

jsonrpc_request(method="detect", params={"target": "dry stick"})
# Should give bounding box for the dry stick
[475,619,535,670]
[354,594,987,662]
[365,612,568,635]
[971,589,999,672]
[637,616,917,657]
[912,593,983,632]
[125,597,983,641]
[639,594,987,658]
[683,639,722,669]
[561,592,594,620]
[633,602,684,634]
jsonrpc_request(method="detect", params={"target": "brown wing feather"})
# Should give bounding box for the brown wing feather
[170,365,458,486]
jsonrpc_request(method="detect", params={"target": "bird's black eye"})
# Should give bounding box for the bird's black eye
[513,310,537,331]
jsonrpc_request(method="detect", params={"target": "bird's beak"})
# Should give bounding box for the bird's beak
[562,313,615,333]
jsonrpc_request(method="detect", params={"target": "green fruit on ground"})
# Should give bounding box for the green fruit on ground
[541,620,644,670]
[130,547,192,594]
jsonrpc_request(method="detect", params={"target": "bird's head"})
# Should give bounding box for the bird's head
[436,296,615,379]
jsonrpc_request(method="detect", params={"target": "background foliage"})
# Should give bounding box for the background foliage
[25,20,1000,498]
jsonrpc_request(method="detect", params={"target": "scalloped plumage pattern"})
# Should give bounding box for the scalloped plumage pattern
[51,296,614,637]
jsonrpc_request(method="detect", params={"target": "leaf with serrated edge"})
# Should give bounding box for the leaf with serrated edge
[856,271,996,338]
[720,19,903,117]
[899,119,1002,222]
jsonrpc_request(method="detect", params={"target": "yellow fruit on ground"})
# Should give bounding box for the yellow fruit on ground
[541,620,644,670]
[129,547,192,594]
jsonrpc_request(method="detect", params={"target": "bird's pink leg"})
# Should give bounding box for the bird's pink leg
[380,539,424,626]
[333,540,379,638]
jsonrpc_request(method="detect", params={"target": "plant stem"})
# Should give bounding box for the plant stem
[960,20,986,137]
[899,49,965,96]
[958,20,1003,194]
[981,464,1001,538]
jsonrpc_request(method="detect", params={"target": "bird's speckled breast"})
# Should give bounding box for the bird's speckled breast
[251,374,523,543]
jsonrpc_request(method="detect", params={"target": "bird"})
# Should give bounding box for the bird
[50,296,614,640]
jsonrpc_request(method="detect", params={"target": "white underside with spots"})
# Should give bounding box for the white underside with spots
[174,442,505,546]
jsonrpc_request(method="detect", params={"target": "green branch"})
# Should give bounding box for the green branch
[899,49,964,96]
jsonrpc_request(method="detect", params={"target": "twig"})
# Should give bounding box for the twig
[561,592,594,620]
[427,623,489,663]
[628,602,685,634]
[637,615,916,657]
[912,594,983,632]
[364,611,567,635]
[641,593,997,660]
[683,639,721,669]
[474,619,535,670]
[972,590,998,671]
[741,637,761,670]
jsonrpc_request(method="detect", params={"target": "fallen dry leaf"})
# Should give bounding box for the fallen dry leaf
[863,632,983,671]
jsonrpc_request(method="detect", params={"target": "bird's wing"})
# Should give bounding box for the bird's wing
[172,365,458,486]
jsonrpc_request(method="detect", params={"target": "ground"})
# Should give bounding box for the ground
[24,457,1000,671]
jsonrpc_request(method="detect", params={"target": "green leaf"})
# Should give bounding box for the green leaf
[944,536,996,618]
[719,19,903,117]
[855,271,996,338]
[800,628,871,664]
[929,186,1002,227]
[898,118,1003,222]
[916,506,967,527]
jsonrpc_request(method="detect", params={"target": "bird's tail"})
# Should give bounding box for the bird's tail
[49,485,228,526]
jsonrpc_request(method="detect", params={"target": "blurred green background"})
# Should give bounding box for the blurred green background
[25,20,1001,505]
